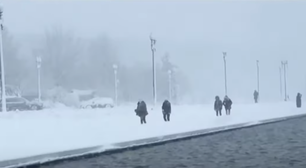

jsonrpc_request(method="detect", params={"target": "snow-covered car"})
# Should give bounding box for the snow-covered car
[0,97,44,111]
[80,97,114,109]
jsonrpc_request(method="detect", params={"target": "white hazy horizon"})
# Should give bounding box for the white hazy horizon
[1,0,306,103]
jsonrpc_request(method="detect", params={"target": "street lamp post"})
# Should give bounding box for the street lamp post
[36,56,42,102]
[223,52,227,96]
[113,64,118,106]
[0,8,6,112]
[150,34,157,105]
[281,61,288,101]
[279,66,282,100]
[168,70,172,102]
[256,60,259,94]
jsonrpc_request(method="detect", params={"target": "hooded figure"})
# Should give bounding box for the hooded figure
[134,100,148,124]
[296,93,302,108]
[254,90,259,103]
[162,100,171,122]
[223,95,233,115]
[214,96,223,116]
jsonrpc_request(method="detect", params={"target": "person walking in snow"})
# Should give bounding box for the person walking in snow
[214,96,223,116]
[254,90,259,103]
[296,93,302,108]
[162,100,171,122]
[223,95,233,115]
[134,100,148,124]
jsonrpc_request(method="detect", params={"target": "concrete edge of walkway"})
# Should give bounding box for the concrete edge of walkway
[1,113,306,168]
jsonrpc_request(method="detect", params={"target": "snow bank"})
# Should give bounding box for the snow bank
[0,102,304,161]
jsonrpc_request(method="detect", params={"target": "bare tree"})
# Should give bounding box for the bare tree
[40,27,82,89]
[2,28,25,88]
[84,35,118,95]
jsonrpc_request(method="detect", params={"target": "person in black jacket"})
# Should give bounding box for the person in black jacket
[254,90,259,103]
[296,93,302,108]
[134,100,148,124]
[223,95,233,115]
[214,96,223,116]
[162,100,171,122]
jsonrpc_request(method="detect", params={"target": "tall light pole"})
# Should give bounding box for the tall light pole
[256,60,259,94]
[150,34,157,105]
[0,8,6,112]
[279,66,282,100]
[281,61,288,101]
[223,52,227,96]
[113,64,118,106]
[168,70,172,102]
[36,56,42,102]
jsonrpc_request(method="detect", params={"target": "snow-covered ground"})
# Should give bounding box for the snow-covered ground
[0,102,304,161]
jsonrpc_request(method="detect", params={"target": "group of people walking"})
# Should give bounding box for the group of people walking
[134,96,233,124]
[134,99,172,124]
[133,91,302,124]
[214,95,233,116]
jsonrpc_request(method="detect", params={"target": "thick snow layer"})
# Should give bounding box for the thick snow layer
[0,102,304,161]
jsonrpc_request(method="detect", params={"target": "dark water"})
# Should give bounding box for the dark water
[42,118,306,168]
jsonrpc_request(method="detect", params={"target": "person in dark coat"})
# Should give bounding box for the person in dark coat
[254,90,259,103]
[134,100,148,124]
[296,93,302,108]
[162,100,171,122]
[223,95,233,115]
[214,96,223,116]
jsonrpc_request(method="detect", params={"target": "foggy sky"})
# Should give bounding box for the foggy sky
[1,0,306,103]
